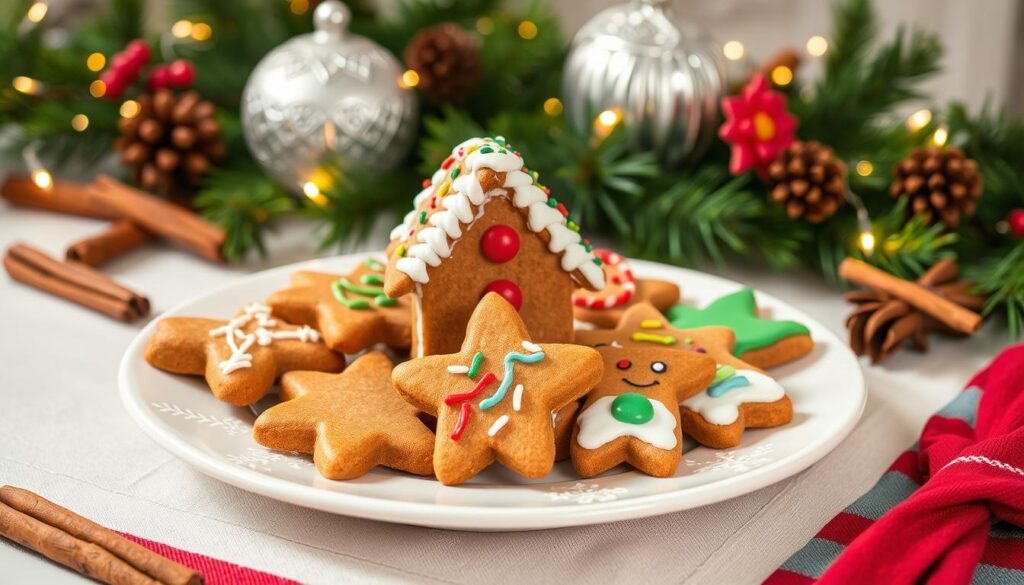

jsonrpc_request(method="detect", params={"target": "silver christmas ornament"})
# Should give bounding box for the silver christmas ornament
[562,0,725,166]
[241,0,417,194]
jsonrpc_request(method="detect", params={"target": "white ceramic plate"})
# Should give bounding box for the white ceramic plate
[119,253,865,531]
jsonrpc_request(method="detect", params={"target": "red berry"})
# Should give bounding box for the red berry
[110,53,133,72]
[167,60,195,87]
[1009,209,1024,238]
[125,39,151,66]
[480,224,520,263]
[100,69,126,99]
[482,280,523,311]
[147,66,171,90]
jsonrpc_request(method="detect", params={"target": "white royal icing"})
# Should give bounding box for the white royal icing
[576,395,678,450]
[682,369,785,426]
[209,303,320,375]
[488,414,510,437]
[388,137,606,290]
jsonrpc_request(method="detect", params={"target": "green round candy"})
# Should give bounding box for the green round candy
[611,392,654,425]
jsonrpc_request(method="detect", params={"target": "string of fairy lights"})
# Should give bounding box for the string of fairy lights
[11,3,955,256]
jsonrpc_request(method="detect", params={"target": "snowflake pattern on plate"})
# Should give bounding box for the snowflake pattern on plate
[225,447,314,472]
[547,482,629,505]
[150,402,249,436]
[683,443,775,475]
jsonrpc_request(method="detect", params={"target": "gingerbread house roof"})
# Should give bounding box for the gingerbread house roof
[384,136,606,295]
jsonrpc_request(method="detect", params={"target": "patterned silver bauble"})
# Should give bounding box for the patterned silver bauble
[241,0,417,194]
[562,0,725,166]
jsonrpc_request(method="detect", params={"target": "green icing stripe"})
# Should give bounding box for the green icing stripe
[467,351,484,379]
[336,277,385,297]
[374,295,397,307]
[331,280,370,310]
[364,257,384,270]
[361,274,384,285]
[666,287,809,355]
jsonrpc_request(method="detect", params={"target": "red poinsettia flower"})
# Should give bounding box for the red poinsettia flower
[719,74,798,177]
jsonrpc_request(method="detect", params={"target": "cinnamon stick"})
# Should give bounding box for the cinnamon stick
[88,176,225,263]
[0,487,202,585]
[1,176,120,220]
[66,221,152,267]
[4,244,149,321]
[838,258,982,335]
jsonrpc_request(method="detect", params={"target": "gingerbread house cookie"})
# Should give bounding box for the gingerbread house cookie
[383,136,605,357]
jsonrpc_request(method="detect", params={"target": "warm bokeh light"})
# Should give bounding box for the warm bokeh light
[191,22,212,41]
[806,35,829,57]
[476,17,494,35]
[855,160,874,177]
[770,65,793,86]
[290,0,310,15]
[907,108,932,131]
[12,76,40,95]
[86,52,106,72]
[71,114,89,132]
[26,2,48,23]
[932,126,949,146]
[859,231,876,254]
[723,40,745,61]
[89,80,106,97]
[543,97,563,116]
[597,109,621,128]
[171,20,193,39]
[120,99,141,118]
[518,20,538,40]
[400,69,420,89]
[31,169,53,191]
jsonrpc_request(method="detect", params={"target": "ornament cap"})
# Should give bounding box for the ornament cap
[314,0,351,37]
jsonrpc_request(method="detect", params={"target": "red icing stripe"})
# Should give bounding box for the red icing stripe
[451,402,472,441]
[815,512,875,546]
[572,248,636,309]
[444,371,496,406]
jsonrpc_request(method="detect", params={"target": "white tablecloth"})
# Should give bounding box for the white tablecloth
[0,203,1010,584]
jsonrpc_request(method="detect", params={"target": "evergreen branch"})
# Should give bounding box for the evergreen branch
[851,201,957,279]
[627,166,808,269]
[307,163,418,251]
[195,167,296,261]
[967,240,1024,338]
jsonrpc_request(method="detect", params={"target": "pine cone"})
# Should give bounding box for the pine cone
[114,89,226,195]
[890,146,982,227]
[404,23,482,103]
[767,141,846,223]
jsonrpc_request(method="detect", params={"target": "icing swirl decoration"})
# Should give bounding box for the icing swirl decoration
[388,136,605,290]
[682,369,785,426]
[209,303,320,375]
[572,249,636,309]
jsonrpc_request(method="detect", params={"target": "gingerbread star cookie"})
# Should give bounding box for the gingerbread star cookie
[144,302,344,406]
[666,287,813,369]
[572,346,716,477]
[392,293,603,485]
[253,352,434,479]
[266,257,411,354]
[572,249,680,328]
[575,302,792,449]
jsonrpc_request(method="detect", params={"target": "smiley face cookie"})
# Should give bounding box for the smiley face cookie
[266,257,411,354]
[253,352,435,479]
[144,302,344,406]
[666,287,812,369]
[576,302,792,449]
[572,249,680,328]
[392,293,603,485]
[572,346,716,477]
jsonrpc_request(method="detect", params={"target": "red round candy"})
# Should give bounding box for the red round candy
[616,359,632,370]
[482,280,523,311]
[1009,209,1024,238]
[480,224,520,263]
